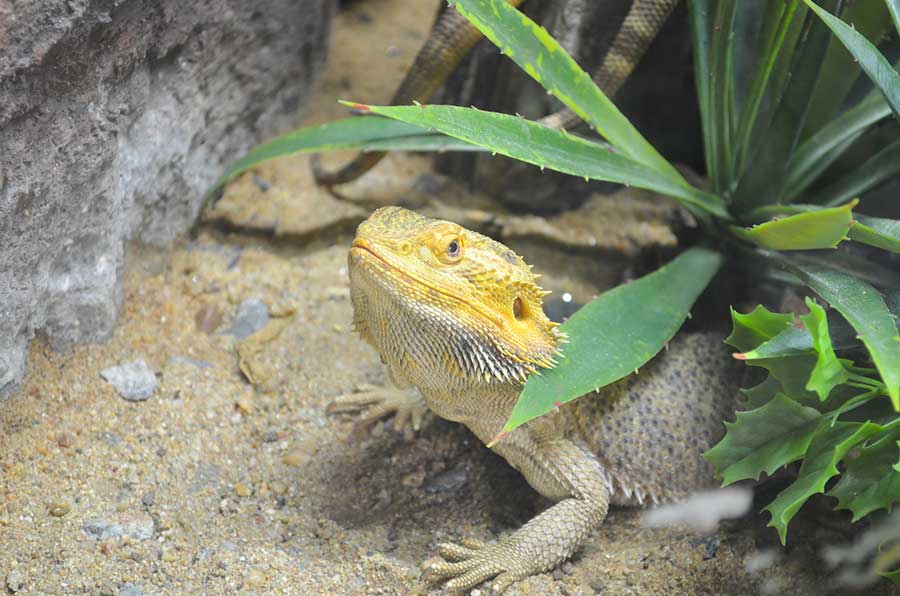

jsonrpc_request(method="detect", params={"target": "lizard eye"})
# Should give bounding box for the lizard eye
[439,236,463,263]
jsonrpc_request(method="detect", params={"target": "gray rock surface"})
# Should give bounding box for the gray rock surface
[0,0,333,398]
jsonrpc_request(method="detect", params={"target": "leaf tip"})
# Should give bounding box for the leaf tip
[487,430,510,449]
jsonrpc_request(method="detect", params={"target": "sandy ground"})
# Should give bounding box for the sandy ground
[2,1,894,595]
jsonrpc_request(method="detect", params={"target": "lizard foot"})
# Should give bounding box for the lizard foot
[421,537,530,595]
[327,384,428,436]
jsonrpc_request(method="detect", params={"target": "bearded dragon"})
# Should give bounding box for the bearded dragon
[313,0,679,186]
[337,206,739,594]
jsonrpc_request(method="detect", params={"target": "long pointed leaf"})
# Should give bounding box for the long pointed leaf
[804,1,893,134]
[732,0,800,179]
[735,2,834,211]
[448,0,682,181]
[887,0,900,40]
[689,0,718,187]
[348,102,730,219]
[849,214,900,254]
[208,117,450,193]
[783,91,891,201]
[494,247,723,437]
[818,138,900,206]
[805,0,900,122]
[709,1,738,193]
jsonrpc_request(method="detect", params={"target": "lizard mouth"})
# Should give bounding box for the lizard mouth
[350,239,505,329]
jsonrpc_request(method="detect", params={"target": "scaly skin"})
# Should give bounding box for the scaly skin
[346,206,740,594]
[313,0,678,186]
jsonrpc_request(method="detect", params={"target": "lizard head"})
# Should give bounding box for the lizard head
[348,206,562,383]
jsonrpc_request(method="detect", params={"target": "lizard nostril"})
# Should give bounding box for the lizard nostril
[513,297,526,320]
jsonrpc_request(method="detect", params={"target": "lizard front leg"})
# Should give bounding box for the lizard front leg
[423,421,612,594]
[327,382,429,435]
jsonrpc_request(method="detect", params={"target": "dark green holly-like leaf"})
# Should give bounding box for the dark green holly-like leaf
[735,307,860,361]
[726,305,796,352]
[765,421,882,544]
[830,429,900,521]
[742,375,784,410]
[801,298,848,400]
[788,260,900,408]
[705,394,822,486]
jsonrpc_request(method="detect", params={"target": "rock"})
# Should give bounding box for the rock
[83,512,155,541]
[100,360,157,402]
[118,582,143,596]
[97,431,121,446]
[195,304,224,334]
[5,570,25,593]
[48,502,71,517]
[423,465,469,494]
[0,0,334,400]
[226,298,270,340]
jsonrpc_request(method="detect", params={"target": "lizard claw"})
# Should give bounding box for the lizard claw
[422,538,528,595]
[327,384,428,436]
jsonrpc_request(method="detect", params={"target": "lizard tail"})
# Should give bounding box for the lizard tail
[538,0,680,132]
[312,1,525,188]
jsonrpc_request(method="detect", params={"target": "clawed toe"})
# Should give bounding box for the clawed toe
[437,542,479,561]
[326,386,428,435]
[422,538,522,594]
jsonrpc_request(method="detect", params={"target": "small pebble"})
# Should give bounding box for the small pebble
[57,433,73,448]
[100,359,157,401]
[226,297,269,339]
[83,514,154,540]
[262,430,279,443]
[269,480,288,496]
[245,568,267,587]
[167,355,212,370]
[48,502,70,517]
[234,482,251,498]
[401,471,425,489]
[281,450,309,467]
[118,582,143,596]
[6,569,25,592]
[195,304,223,334]
[97,431,121,445]
[235,395,254,415]
[252,175,270,192]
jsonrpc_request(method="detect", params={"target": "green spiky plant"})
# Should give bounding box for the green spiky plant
[210,0,900,563]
